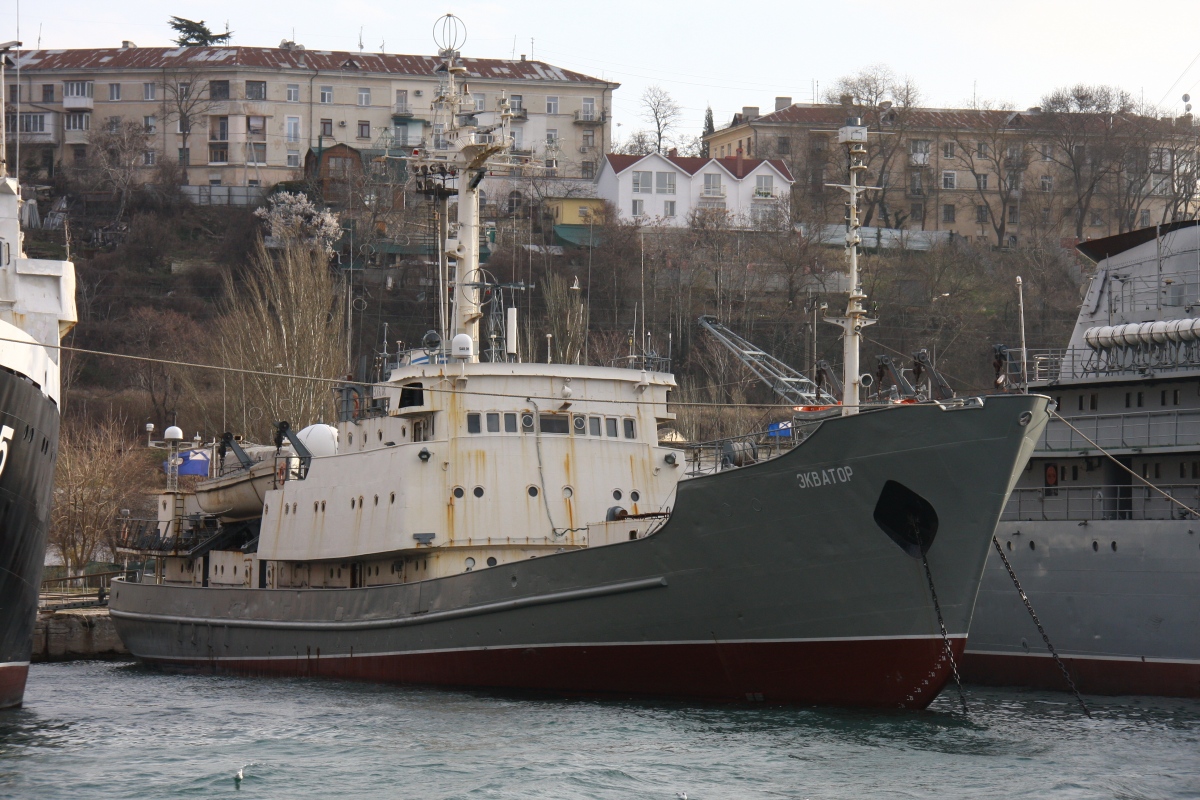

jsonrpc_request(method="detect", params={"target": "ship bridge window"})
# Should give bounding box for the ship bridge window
[467,413,481,434]
[399,383,424,408]
[540,414,569,434]
[589,416,601,436]
[624,419,636,439]
[505,413,518,433]
[606,418,618,438]
[413,415,434,442]
[487,412,500,432]
[1090,393,1097,410]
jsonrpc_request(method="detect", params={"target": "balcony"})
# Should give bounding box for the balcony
[907,186,925,197]
[701,186,726,198]
[509,107,528,120]
[574,109,607,124]
[909,152,930,167]
[63,95,93,111]
[752,188,776,199]
[392,102,413,117]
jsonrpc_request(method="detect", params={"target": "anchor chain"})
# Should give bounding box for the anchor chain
[921,553,968,713]
[991,535,1091,717]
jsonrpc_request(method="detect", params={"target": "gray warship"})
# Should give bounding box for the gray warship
[109,17,1049,709]
[965,221,1200,697]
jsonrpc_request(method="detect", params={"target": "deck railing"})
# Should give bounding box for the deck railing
[1041,408,1200,451]
[1001,483,1200,521]
[39,570,134,610]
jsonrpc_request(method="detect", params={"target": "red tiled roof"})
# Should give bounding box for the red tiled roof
[15,47,614,84]
[604,153,793,181]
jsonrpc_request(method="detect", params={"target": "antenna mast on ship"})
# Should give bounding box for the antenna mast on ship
[408,15,511,363]
[824,119,879,416]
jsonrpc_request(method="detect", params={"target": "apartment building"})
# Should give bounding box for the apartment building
[5,43,617,188]
[595,152,793,227]
[706,99,1200,244]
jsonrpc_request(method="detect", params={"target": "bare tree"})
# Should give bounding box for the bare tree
[218,237,347,442]
[613,130,657,156]
[158,66,219,185]
[1039,84,1135,239]
[950,108,1035,247]
[50,417,154,573]
[641,86,682,154]
[85,119,151,221]
[825,65,922,228]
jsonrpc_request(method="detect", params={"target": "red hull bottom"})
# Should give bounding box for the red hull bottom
[961,652,1200,698]
[142,637,966,709]
[0,662,29,710]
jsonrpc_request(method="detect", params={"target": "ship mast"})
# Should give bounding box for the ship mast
[825,118,878,416]
[408,15,510,362]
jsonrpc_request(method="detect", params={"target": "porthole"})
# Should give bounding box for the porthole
[473,486,485,498]
[1029,540,1035,550]
[486,557,497,567]
[465,557,475,571]
[378,430,383,441]
[1093,541,1098,551]
[348,432,353,445]
[528,486,539,497]
[613,489,623,501]
[390,492,396,504]
[453,486,465,499]
[521,413,535,432]
[630,491,641,502]
[573,416,586,432]
[1111,541,1118,552]
[563,486,574,499]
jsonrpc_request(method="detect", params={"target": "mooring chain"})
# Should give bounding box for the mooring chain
[920,553,969,713]
[991,535,1092,718]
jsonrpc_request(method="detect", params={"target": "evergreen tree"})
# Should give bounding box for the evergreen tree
[701,106,715,157]
[168,16,233,47]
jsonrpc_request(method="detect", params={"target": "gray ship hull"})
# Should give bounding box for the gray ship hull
[111,395,1047,708]
[964,519,1200,696]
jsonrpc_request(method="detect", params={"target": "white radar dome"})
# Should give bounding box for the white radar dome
[452,333,474,358]
[296,424,339,457]
[163,426,184,441]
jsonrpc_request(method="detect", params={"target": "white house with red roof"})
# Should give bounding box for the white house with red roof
[595,152,793,227]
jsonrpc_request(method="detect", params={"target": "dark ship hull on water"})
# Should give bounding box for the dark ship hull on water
[0,359,62,708]
[112,396,1047,708]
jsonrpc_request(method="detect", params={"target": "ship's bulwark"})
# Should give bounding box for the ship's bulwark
[111,395,1048,709]
[0,370,61,709]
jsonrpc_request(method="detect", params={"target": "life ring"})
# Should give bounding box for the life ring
[1044,464,1058,487]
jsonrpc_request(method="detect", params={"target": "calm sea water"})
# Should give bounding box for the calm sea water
[2,661,1198,800]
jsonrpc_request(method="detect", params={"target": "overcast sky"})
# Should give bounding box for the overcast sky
[10,0,1200,144]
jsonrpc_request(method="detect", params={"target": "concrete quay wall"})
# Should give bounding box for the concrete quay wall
[32,608,128,662]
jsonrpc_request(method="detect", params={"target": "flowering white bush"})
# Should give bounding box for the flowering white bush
[255,191,341,254]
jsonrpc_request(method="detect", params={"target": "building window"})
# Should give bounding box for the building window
[910,170,923,194]
[143,150,156,166]
[177,117,191,135]
[663,200,676,217]
[73,146,87,165]
[1040,174,1053,192]
[910,138,931,155]
[358,120,371,139]
[1008,205,1019,225]
[632,171,653,193]
[942,142,955,159]
[209,80,230,100]
[703,173,723,196]
[911,203,925,221]
[178,148,190,165]
[108,83,121,101]
[64,113,89,131]
[1006,171,1020,191]
[1041,143,1052,161]
[106,116,121,133]
[358,87,371,106]
[975,173,989,190]
[143,82,156,101]
[582,161,595,179]
[777,136,790,154]
[1140,209,1151,228]
[755,174,774,197]
[546,96,559,114]
[976,205,989,224]
[287,150,300,168]
[209,144,229,164]
[247,143,266,164]
[320,85,333,104]
[656,172,676,194]
[286,116,301,143]
[510,126,522,149]
[247,116,266,141]
[41,84,54,102]
[942,171,956,190]
[143,115,156,133]
[942,204,956,223]
[580,97,595,120]
[1089,210,1106,227]
[320,118,333,137]
[581,129,595,149]
[506,191,524,214]
[286,83,300,102]
[977,142,989,157]
[632,199,645,217]
[63,81,93,98]
[510,94,523,112]
[546,128,558,145]
[246,81,267,101]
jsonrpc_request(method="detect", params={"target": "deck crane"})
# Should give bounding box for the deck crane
[697,316,838,407]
